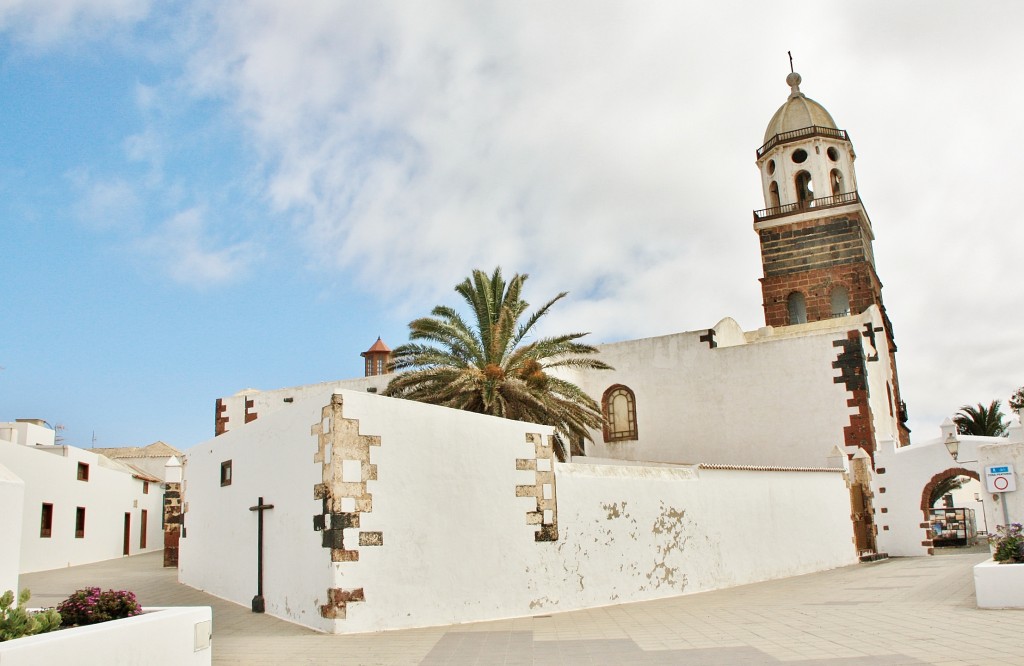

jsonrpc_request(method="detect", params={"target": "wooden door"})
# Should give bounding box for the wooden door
[123,513,131,556]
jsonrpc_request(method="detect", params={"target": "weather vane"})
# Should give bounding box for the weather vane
[788,51,794,73]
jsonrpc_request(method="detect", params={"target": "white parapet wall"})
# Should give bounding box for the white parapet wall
[0,606,213,666]
[182,389,857,633]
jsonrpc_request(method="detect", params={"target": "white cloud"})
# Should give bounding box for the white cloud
[67,169,142,232]
[0,0,149,46]
[136,207,260,288]
[177,2,1024,436]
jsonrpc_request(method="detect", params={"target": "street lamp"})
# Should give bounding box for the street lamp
[944,432,959,461]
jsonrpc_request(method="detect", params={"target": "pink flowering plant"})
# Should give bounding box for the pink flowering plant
[989,523,1024,564]
[55,587,141,626]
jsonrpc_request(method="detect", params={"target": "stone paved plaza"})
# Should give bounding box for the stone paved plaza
[20,547,1024,665]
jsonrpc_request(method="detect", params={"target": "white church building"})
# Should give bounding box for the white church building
[180,71,1018,633]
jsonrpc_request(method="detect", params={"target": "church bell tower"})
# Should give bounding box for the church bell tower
[754,70,910,444]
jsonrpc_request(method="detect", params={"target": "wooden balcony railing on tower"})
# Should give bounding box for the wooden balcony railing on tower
[757,126,850,158]
[753,190,861,223]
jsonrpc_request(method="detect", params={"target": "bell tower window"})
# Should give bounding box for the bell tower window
[830,169,844,195]
[795,171,813,205]
[787,292,807,324]
[830,286,851,317]
[768,181,780,208]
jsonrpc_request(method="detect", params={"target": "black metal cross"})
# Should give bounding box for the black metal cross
[249,496,275,613]
[788,50,794,73]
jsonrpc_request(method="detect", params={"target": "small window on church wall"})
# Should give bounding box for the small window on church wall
[830,169,844,196]
[769,181,780,208]
[795,171,813,205]
[602,385,638,442]
[791,148,808,163]
[767,159,776,175]
[830,286,850,317]
[220,460,232,487]
[827,146,840,161]
[787,292,807,325]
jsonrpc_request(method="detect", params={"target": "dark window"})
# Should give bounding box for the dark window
[602,385,639,442]
[220,460,233,487]
[77,462,89,481]
[40,503,53,538]
[75,507,86,538]
[143,480,149,494]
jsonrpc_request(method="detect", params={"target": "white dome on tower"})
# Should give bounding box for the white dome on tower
[763,72,837,143]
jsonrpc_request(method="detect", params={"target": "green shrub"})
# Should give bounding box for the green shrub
[0,589,62,642]
[55,587,141,627]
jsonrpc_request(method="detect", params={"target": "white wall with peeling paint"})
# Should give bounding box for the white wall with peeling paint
[181,389,857,633]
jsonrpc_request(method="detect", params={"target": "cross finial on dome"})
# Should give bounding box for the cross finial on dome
[785,51,803,97]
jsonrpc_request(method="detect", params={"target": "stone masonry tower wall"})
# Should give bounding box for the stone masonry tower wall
[753,70,910,445]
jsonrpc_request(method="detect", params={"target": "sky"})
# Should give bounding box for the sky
[1,1,1022,451]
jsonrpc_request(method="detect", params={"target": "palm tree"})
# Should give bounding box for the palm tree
[383,267,612,450]
[953,400,1008,437]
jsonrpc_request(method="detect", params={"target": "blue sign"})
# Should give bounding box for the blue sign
[989,466,1010,474]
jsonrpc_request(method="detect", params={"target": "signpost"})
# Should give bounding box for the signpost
[985,465,1016,527]
[249,497,275,613]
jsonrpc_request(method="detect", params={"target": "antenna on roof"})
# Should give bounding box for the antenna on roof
[788,51,794,73]
[91,430,96,448]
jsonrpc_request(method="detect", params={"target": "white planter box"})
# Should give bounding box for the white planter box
[0,606,212,665]
[974,559,1024,609]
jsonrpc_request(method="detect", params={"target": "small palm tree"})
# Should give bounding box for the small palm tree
[953,400,1008,437]
[383,267,612,448]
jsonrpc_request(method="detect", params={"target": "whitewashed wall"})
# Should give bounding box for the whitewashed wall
[565,309,895,469]
[872,427,1003,556]
[217,376,388,436]
[182,389,856,633]
[0,441,165,573]
[179,393,338,632]
[0,462,25,594]
[978,431,1024,534]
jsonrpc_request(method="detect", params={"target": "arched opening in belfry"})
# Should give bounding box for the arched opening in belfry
[768,181,780,208]
[787,292,807,324]
[830,168,844,196]
[795,170,813,206]
[830,286,850,317]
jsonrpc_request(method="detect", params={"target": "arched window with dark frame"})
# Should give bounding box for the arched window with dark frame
[602,384,638,442]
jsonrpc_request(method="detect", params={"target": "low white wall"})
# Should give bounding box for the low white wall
[0,441,165,573]
[0,462,25,594]
[182,389,857,633]
[974,560,1024,609]
[0,606,212,665]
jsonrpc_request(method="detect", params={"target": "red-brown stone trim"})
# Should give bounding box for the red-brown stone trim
[244,397,258,424]
[214,398,228,436]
